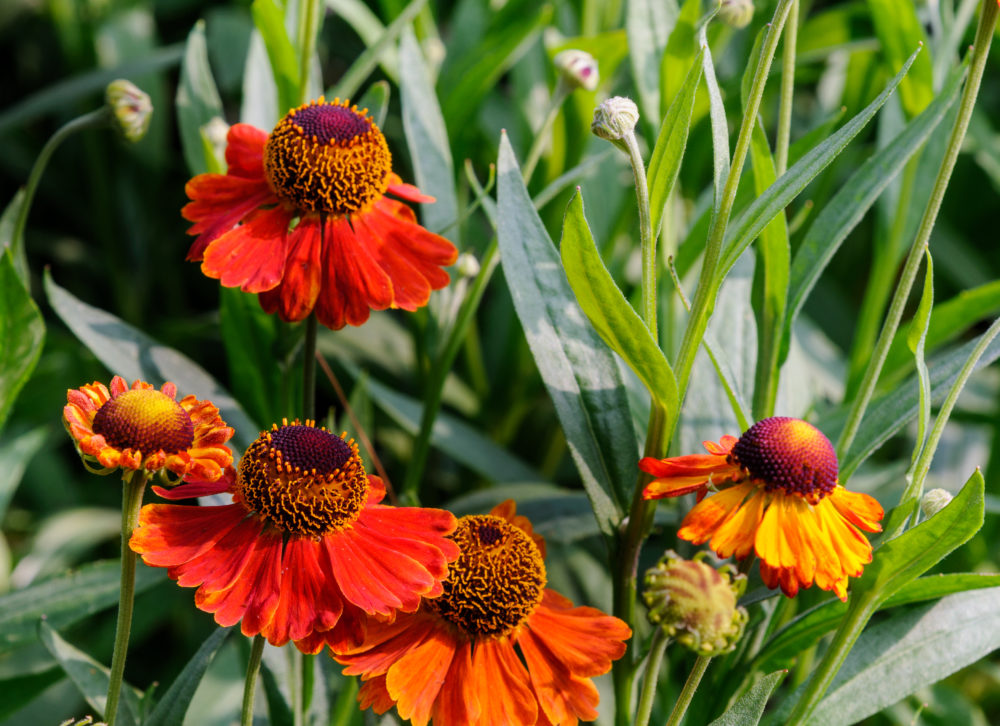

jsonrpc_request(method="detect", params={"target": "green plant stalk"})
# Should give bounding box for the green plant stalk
[836,0,998,460]
[613,4,793,721]
[843,156,919,400]
[241,635,266,726]
[104,473,148,726]
[296,0,321,105]
[623,130,657,337]
[522,82,571,184]
[897,315,1000,523]
[11,108,109,273]
[665,655,712,726]
[635,629,670,726]
[775,0,798,176]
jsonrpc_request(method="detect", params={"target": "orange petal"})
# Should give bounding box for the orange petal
[474,638,538,726]
[261,536,344,645]
[677,482,756,546]
[384,625,457,726]
[169,515,263,589]
[828,486,884,533]
[518,624,600,725]
[709,488,766,560]
[130,502,246,567]
[201,206,292,292]
[430,640,481,726]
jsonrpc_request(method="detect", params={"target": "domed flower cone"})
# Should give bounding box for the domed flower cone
[182,98,458,330]
[640,417,884,601]
[334,500,631,726]
[129,419,459,650]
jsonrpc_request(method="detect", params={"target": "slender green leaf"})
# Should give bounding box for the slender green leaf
[0,427,47,521]
[219,287,281,431]
[399,26,458,237]
[0,250,44,434]
[39,621,142,726]
[866,0,933,117]
[0,190,29,284]
[0,668,63,721]
[145,628,231,726]
[857,470,984,602]
[327,0,401,86]
[44,271,258,449]
[720,48,920,276]
[356,80,390,128]
[907,250,934,467]
[177,20,224,176]
[241,30,279,128]
[647,49,703,241]
[808,587,1000,725]
[626,0,679,124]
[834,328,1000,480]
[709,670,786,726]
[882,278,1000,379]
[700,24,728,212]
[659,0,702,116]
[0,561,165,656]
[756,573,1000,671]
[560,191,678,414]
[330,0,428,101]
[251,0,299,114]
[781,59,965,365]
[497,133,637,536]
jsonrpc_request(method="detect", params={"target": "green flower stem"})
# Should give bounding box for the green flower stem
[836,0,998,460]
[11,108,109,271]
[522,82,571,184]
[303,312,318,420]
[635,629,670,726]
[665,655,712,726]
[775,0,798,176]
[296,0,322,105]
[241,635,266,726]
[291,644,304,726]
[104,473,148,726]
[622,129,657,337]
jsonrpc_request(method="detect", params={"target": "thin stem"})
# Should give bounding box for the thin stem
[635,629,670,726]
[522,83,571,184]
[775,0,798,176]
[241,635,266,726]
[623,130,657,336]
[296,0,322,105]
[12,108,109,268]
[665,655,712,726]
[291,646,304,726]
[104,473,148,726]
[836,0,998,460]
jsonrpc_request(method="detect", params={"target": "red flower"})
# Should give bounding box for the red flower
[130,420,459,650]
[63,375,233,482]
[182,98,458,330]
[640,417,884,601]
[335,501,631,726]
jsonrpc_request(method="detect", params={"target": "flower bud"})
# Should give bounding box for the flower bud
[920,488,953,519]
[456,252,481,278]
[719,0,754,29]
[554,49,599,92]
[105,79,153,143]
[643,550,748,656]
[591,96,639,142]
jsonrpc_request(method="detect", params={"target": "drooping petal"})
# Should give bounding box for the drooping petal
[337,615,438,677]
[384,625,457,726]
[258,217,323,322]
[224,124,268,178]
[168,515,263,589]
[677,482,756,546]
[828,486,884,533]
[358,676,395,714]
[262,535,345,645]
[130,502,247,567]
[430,640,481,726]
[314,216,392,329]
[474,638,538,726]
[518,624,600,725]
[183,175,275,260]
[201,206,292,292]
[709,488,767,560]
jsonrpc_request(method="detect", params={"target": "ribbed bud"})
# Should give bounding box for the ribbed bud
[643,551,748,656]
[105,79,153,143]
[920,488,954,519]
[591,96,639,142]
[554,49,599,92]
[719,0,754,29]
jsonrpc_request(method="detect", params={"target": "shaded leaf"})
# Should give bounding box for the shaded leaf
[866,0,933,117]
[250,0,298,115]
[0,668,62,721]
[0,426,47,521]
[0,250,44,434]
[145,628,231,726]
[709,670,786,726]
[176,20,224,176]
[626,0,679,124]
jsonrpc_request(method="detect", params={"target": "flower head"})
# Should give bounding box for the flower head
[182,98,458,330]
[591,96,639,142]
[63,376,233,484]
[644,550,747,656]
[554,49,599,92]
[129,419,458,651]
[639,417,884,601]
[335,500,631,726]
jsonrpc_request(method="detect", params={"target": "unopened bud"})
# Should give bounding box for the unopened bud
[920,488,953,519]
[105,79,152,143]
[719,0,754,29]
[591,96,639,143]
[456,253,480,278]
[554,49,599,92]
[644,550,748,656]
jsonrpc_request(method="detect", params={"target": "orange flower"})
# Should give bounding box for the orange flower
[63,375,233,483]
[182,98,458,330]
[640,417,884,601]
[130,420,459,650]
[335,500,631,726]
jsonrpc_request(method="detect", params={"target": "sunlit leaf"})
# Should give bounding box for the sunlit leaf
[709,670,786,726]
[177,20,225,176]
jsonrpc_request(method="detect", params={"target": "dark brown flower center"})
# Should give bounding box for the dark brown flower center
[237,421,368,537]
[731,417,838,500]
[263,98,391,216]
[429,515,546,638]
[92,389,194,454]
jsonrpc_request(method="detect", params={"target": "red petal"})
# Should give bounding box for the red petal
[387,181,436,204]
[225,124,268,178]
[168,515,263,589]
[183,175,274,260]
[130,503,246,568]
[474,638,538,725]
[201,206,292,292]
[384,625,456,726]
[257,218,323,322]
[262,536,344,646]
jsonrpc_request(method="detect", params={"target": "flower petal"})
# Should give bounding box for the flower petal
[201,206,292,292]
[130,502,246,567]
[474,638,538,726]
[384,625,457,726]
[261,536,345,645]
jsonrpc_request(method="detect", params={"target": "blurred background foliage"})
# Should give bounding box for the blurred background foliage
[1,0,999,723]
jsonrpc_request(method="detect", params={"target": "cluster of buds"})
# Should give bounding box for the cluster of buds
[644,550,748,656]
